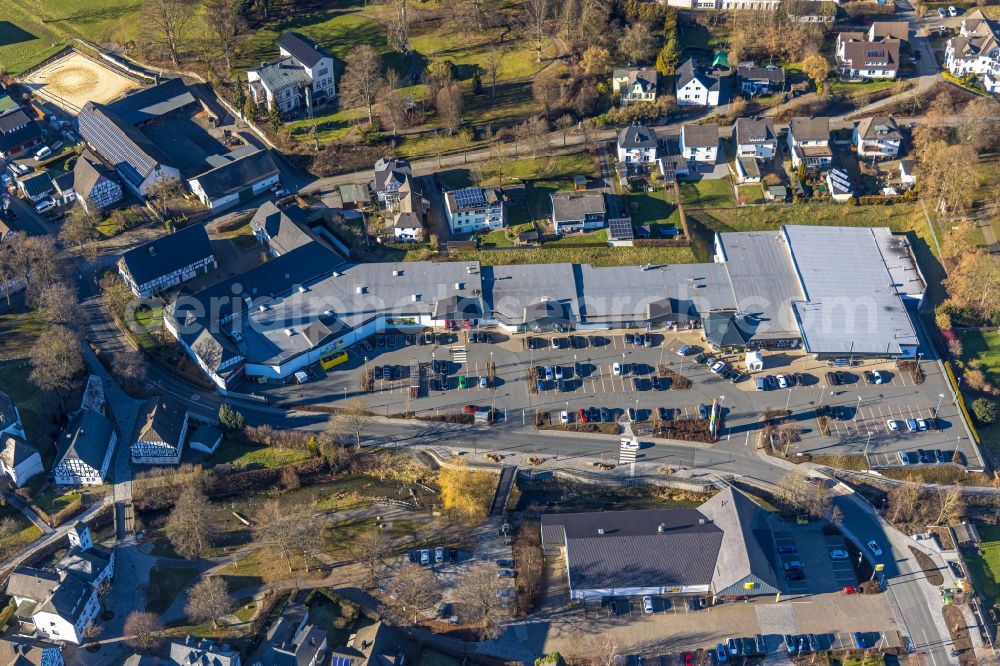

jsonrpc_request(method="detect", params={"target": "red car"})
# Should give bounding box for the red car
[579,408,588,423]
[463,405,479,413]
[842,585,858,595]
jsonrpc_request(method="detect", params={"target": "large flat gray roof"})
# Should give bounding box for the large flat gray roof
[784,225,919,355]
[716,231,804,339]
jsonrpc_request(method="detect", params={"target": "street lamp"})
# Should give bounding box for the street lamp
[864,431,874,466]
[935,393,945,419]
[856,395,862,424]
[785,387,792,412]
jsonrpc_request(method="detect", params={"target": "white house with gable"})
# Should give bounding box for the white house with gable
[247,32,337,113]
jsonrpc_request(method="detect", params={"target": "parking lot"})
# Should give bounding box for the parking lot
[264,324,978,467]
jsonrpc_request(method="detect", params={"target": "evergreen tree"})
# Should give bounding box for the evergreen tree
[268,99,282,131]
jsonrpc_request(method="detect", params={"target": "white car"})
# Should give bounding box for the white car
[867,540,883,557]
[419,549,430,565]
[711,361,726,374]
[948,5,958,16]
[677,344,691,356]
[560,410,570,424]
[34,198,56,214]
[544,366,555,381]
[612,362,622,376]
[642,596,654,614]
[872,370,885,384]
[777,374,789,389]
[916,418,929,431]
[435,546,444,563]
[273,188,290,197]
[830,549,849,560]
[555,366,564,380]
[621,439,640,450]
[887,419,900,432]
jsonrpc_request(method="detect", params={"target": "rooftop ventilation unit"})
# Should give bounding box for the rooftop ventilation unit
[284,328,295,336]
[323,310,332,317]
[258,304,268,312]
[455,282,464,290]
[332,271,340,277]
[466,266,477,274]
[657,523,666,533]
[356,286,367,294]
[698,518,706,525]
[597,528,606,535]
[393,270,403,277]
[298,285,307,293]
[412,294,421,301]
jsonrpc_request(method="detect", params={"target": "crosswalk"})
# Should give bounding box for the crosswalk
[451,346,467,364]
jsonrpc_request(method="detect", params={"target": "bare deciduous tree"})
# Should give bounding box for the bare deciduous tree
[36,281,80,327]
[185,576,234,626]
[387,0,410,53]
[453,562,509,637]
[384,564,440,623]
[165,483,216,559]
[29,325,84,396]
[252,499,325,575]
[520,0,550,63]
[348,528,391,589]
[435,80,464,135]
[124,611,164,651]
[142,0,192,66]
[203,0,245,71]
[332,398,373,449]
[341,45,384,125]
[377,70,409,135]
[618,22,658,65]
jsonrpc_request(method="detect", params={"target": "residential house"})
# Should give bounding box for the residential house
[254,602,327,666]
[787,117,832,171]
[131,397,189,465]
[836,32,900,78]
[444,187,504,235]
[18,171,55,203]
[247,32,337,114]
[657,153,690,182]
[392,211,424,242]
[169,636,240,666]
[250,201,317,258]
[945,10,1000,92]
[389,177,429,241]
[53,173,75,206]
[0,636,64,666]
[329,622,405,666]
[868,21,909,42]
[373,158,412,210]
[735,157,761,184]
[680,124,719,164]
[0,434,43,487]
[853,116,902,160]
[612,67,659,106]
[0,108,43,160]
[0,390,25,440]
[117,224,217,298]
[550,191,607,235]
[735,64,784,96]
[72,151,122,213]
[8,524,112,645]
[617,125,659,164]
[676,59,721,107]
[52,411,116,485]
[187,149,280,211]
[734,118,776,159]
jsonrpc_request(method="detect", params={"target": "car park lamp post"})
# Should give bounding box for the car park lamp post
[935,393,945,419]
[785,388,792,412]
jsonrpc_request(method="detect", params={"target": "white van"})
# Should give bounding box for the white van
[34,198,56,214]
[294,370,309,384]
[34,146,52,161]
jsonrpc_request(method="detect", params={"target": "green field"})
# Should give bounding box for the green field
[0,0,143,74]
[209,437,314,470]
[628,189,682,230]
[679,179,735,208]
[957,330,1000,384]
[964,524,1000,610]
[0,355,62,468]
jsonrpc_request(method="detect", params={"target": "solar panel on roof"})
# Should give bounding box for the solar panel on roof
[453,187,486,209]
[332,657,352,666]
[609,218,634,241]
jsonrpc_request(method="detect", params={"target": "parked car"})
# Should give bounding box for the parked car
[435,547,444,563]
[544,366,555,381]
[711,360,726,374]
[785,569,805,582]
[826,371,840,386]
[830,549,849,560]
[938,6,948,16]
[842,586,858,595]
[554,366,564,380]
[459,375,468,389]
[777,544,797,554]
[867,540,883,556]
[872,370,885,384]
[916,418,929,431]
[698,404,709,419]
[627,407,637,422]
[480,376,489,389]
[382,365,393,381]
[463,405,479,413]
[578,408,588,423]
[937,449,954,464]
[642,596,654,614]
[716,645,728,663]
[949,5,958,16]
[659,407,673,421]
[600,407,611,423]
[625,333,635,345]
[864,370,875,384]
[906,418,919,433]
[420,549,430,565]
[560,410,570,424]
[777,374,789,389]
[918,448,936,464]
[496,559,514,568]
[783,561,803,571]
[497,569,515,578]
[612,362,622,376]
[34,198,56,214]
[887,419,900,432]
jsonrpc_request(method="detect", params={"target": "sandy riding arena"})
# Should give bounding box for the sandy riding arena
[21,50,140,115]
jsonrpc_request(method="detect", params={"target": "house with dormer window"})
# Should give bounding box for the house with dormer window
[247,32,337,114]
[612,67,659,106]
[945,10,1000,93]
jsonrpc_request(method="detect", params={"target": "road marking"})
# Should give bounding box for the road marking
[744,431,750,447]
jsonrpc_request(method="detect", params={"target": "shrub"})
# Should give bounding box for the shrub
[218,404,246,431]
[972,398,998,424]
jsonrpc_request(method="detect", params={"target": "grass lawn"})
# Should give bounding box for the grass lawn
[307,590,371,647]
[0,0,143,74]
[957,330,1000,384]
[130,304,164,351]
[435,169,475,191]
[478,228,516,248]
[33,489,82,517]
[543,229,608,246]
[0,505,43,558]
[829,78,907,98]
[287,106,368,143]
[736,184,765,205]
[498,153,596,183]
[679,179,735,208]
[147,565,200,615]
[963,524,1000,610]
[450,245,697,267]
[0,356,62,468]
[208,436,313,470]
[218,550,266,592]
[628,190,681,229]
